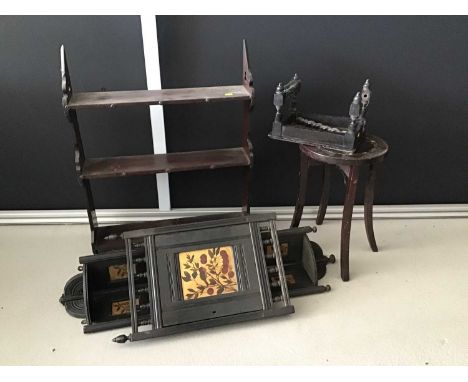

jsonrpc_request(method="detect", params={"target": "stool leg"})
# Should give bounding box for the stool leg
[291,150,310,228]
[316,164,331,225]
[340,165,359,282]
[364,163,378,252]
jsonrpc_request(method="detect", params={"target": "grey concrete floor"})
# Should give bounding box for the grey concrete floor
[0,218,467,365]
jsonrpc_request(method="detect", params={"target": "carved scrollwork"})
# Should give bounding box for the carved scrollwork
[247,138,254,161]
[242,39,254,108]
[60,45,73,121]
[348,79,372,132]
[349,92,361,122]
[273,82,284,122]
[273,73,301,124]
[360,79,371,117]
[282,73,301,94]
[74,145,83,179]
[270,74,372,153]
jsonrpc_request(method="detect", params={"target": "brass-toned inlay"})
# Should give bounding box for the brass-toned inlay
[179,246,238,300]
[112,300,130,316]
[111,298,140,316]
[108,264,128,281]
[271,274,296,285]
[266,243,289,256]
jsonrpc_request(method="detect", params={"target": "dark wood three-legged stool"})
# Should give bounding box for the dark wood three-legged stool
[291,135,389,281]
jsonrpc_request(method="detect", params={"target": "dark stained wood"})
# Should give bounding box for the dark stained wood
[82,178,98,232]
[92,212,250,253]
[340,165,359,282]
[239,40,254,213]
[290,134,389,281]
[67,85,252,109]
[128,306,294,342]
[241,100,253,214]
[61,47,99,235]
[299,135,388,166]
[242,40,254,105]
[109,214,292,343]
[61,41,254,254]
[316,164,331,225]
[364,163,379,252]
[291,150,310,228]
[242,165,251,214]
[81,147,251,179]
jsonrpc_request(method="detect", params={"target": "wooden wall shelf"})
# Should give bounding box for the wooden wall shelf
[60,41,254,253]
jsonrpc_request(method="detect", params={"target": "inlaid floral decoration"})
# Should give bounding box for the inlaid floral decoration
[178,246,238,300]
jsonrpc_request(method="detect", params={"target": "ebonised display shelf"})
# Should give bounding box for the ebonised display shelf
[59,218,334,335]
[114,213,293,343]
[61,40,254,253]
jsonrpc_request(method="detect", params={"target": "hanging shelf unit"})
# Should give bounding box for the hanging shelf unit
[61,40,254,254]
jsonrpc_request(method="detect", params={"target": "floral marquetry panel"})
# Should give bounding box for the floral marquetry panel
[178,246,239,300]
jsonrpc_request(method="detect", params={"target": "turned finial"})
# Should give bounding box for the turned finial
[349,92,361,121]
[361,78,371,108]
[276,82,284,93]
[112,334,129,343]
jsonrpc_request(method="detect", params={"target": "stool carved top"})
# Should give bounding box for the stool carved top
[300,134,389,166]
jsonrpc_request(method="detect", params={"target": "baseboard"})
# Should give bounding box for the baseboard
[0,204,467,225]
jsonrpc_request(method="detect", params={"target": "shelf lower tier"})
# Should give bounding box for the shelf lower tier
[81,147,251,179]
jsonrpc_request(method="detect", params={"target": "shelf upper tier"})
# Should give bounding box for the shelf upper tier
[67,85,252,109]
[81,147,251,179]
